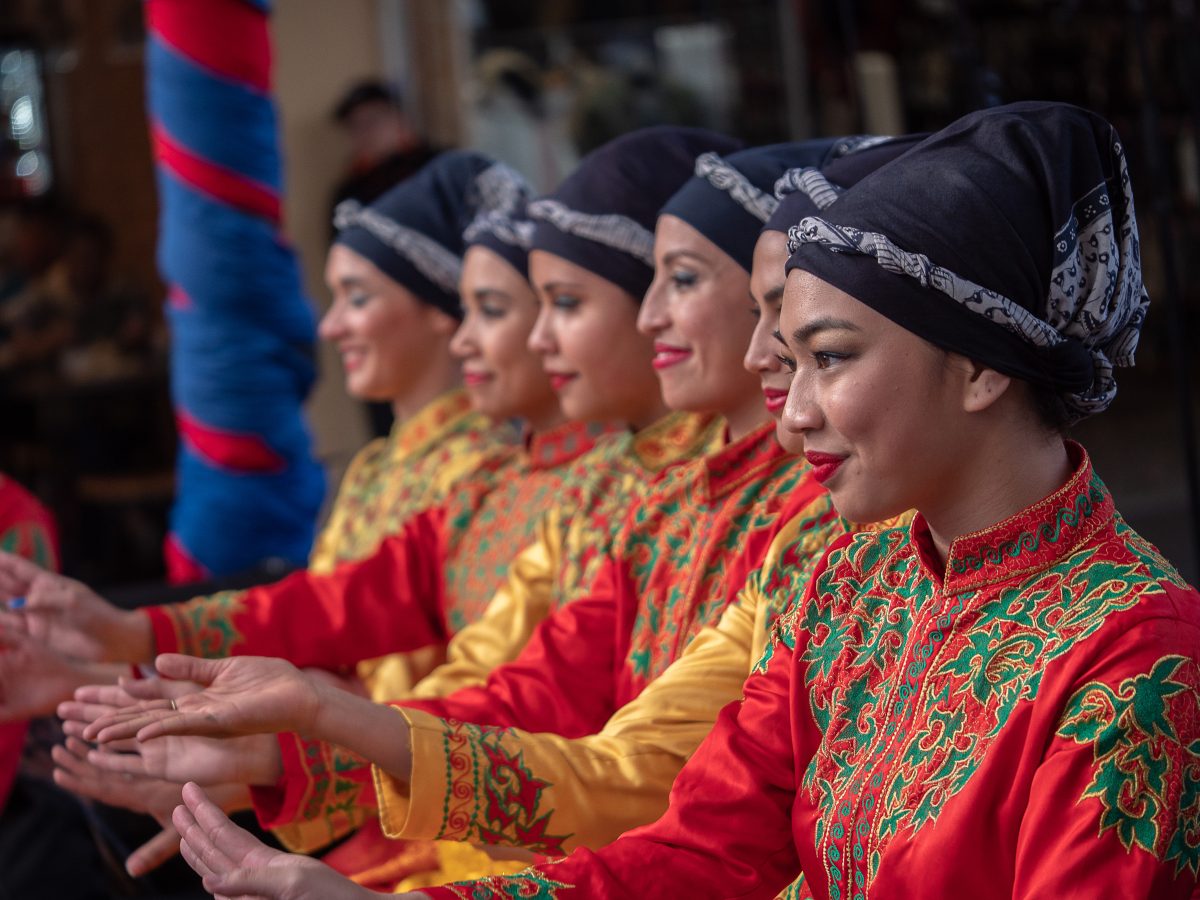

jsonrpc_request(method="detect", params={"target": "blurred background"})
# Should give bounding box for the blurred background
[1,0,1197,585]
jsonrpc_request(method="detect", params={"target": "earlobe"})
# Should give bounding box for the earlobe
[961,361,1012,413]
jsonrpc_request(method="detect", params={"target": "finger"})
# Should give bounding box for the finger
[59,700,128,725]
[118,677,173,701]
[126,825,181,878]
[175,788,242,875]
[0,551,39,596]
[0,610,30,635]
[182,782,268,866]
[74,682,139,706]
[155,654,223,686]
[85,747,150,777]
[175,804,226,883]
[83,702,174,741]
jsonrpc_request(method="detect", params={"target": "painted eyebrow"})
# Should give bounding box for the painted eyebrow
[661,249,708,268]
[539,280,586,295]
[473,288,513,302]
[334,275,369,291]
[792,316,861,344]
[771,328,788,347]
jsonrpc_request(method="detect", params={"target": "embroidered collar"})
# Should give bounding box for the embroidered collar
[526,420,621,470]
[629,412,723,471]
[388,389,476,460]
[913,441,1114,594]
[704,419,790,501]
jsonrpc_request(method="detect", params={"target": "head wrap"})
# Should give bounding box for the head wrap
[333,150,514,319]
[659,140,845,273]
[763,134,927,235]
[462,164,536,277]
[530,126,743,300]
[786,102,1148,422]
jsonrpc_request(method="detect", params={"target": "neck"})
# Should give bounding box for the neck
[524,405,567,434]
[722,396,771,443]
[628,395,672,432]
[389,351,462,423]
[922,428,1071,566]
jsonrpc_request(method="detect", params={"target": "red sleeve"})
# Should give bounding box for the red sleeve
[397,556,627,738]
[417,626,803,900]
[139,506,450,668]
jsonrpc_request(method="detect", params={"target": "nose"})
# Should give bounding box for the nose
[318,299,345,343]
[781,371,821,437]
[449,313,478,360]
[743,314,781,376]
[636,276,669,336]
[527,303,557,355]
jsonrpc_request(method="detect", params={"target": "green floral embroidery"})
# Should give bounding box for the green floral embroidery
[1058,654,1200,877]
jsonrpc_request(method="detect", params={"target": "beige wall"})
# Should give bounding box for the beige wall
[273,0,383,470]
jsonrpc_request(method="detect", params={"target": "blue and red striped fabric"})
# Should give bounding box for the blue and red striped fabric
[145,0,324,582]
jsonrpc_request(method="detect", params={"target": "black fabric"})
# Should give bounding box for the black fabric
[335,150,497,319]
[530,126,742,300]
[786,102,1148,420]
[659,140,842,273]
[763,135,928,235]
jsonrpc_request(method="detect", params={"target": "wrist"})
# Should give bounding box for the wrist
[111,610,155,664]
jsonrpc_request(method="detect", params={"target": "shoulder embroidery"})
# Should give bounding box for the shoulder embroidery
[1057,654,1200,878]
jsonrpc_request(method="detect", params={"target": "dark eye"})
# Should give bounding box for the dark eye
[479,302,507,319]
[670,270,698,290]
[348,292,371,309]
[552,294,581,312]
[813,351,848,369]
[776,353,797,373]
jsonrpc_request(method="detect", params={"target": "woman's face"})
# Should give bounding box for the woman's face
[639,215,761,424]
[777,269,968,524]
[319,244,456,402]
[527,250,664,428]
[451,246,560,428]
[745,231,794,436]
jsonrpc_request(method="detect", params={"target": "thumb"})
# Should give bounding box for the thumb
[126,825,181,878]
[155,654,223,685]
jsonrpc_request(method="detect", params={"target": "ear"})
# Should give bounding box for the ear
[951,354,1013,413]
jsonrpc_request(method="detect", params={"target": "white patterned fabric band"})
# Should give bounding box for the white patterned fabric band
[527,198,656,265]
[333,199,462,294]
[464,162,535,249]
[693,152,779,222]
[787,144,1149,420]
[773,167,843,209]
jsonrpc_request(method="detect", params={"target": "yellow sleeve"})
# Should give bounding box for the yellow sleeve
[372,570,768,855]
[406,516,561,701]
[308,438,386,576]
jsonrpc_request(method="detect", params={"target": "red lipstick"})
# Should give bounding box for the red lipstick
[548,372,577,391]
[463,371,492,387]
[804,451,846,484]
[652,342,692,370]
[762,387,789,413]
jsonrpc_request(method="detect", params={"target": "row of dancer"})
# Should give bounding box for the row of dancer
[1,102,1197,899]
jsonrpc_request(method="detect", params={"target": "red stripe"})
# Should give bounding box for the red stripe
[167,285,192,310]
[146,0,271,93]
[153,123,281,223]
[164,533,211,584]
[177,410,287,474]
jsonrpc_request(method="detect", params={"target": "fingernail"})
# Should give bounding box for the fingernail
[6,597,25,610]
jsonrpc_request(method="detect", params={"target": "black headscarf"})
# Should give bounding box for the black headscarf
[529,126,743,300]
[333,150,515,319]
[786,102,1148,422]
[763,135,928,236]
[462,163,536,278]
[658,140,845,273]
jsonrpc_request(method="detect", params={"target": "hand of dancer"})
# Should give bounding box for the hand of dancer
[0,551,153,663]
[175,782,384,899]
[61,678,283,785]
[0,629,123,720]
[53,738,251,878]
[82,654,322,745]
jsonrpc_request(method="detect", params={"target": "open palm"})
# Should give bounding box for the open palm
[84,654,321,744]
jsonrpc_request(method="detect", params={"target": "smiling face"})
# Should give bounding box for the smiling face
[777,269,973,524]
[319,244,458,402]
[746,230,794,439]
[639,215,763,436]
[527,249,665,428]
[451,245,560,429]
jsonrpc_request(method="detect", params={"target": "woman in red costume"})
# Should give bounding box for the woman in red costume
[163,104,1196,899]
